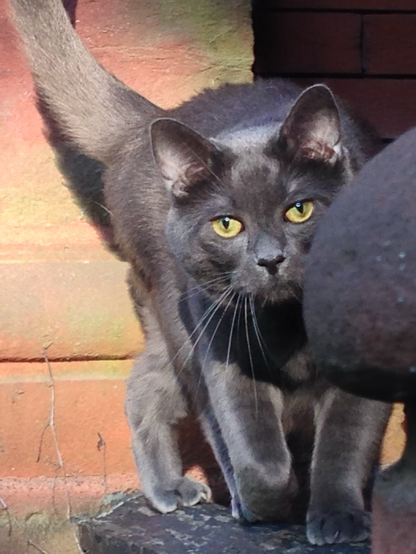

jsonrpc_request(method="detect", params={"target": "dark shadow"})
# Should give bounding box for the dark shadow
[62,0,77,24]
[178,416,230,506]
[35,0,122,256]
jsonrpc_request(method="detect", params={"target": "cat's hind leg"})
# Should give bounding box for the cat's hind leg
[125,327,211,513]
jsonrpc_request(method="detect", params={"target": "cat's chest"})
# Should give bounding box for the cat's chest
[190,295,313,389]
[233,316,313,389]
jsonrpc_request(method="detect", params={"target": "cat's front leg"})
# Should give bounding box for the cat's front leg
[307,386,391,545]
[126,350,211,514]
[199,408,257,522]
[203,361,297,522]
[125,274,211,514]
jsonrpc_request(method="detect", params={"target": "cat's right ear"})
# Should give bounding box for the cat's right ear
[151,118,219,200]
[279,85,342,163]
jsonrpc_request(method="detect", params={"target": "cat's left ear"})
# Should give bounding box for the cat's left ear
[279,84,342,163]
[151,118,220,200]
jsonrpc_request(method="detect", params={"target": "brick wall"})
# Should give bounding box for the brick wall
[252,0,416,140]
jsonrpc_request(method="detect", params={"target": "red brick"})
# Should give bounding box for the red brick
[253,13,361,75]
[363,15,416,74]
[293,78,416,139]
[259,0,416,10]
[0,363,217,479]
[0,261,142,361]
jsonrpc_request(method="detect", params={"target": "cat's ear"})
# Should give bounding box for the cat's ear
[151,118,219,199]
[279,85,342,163]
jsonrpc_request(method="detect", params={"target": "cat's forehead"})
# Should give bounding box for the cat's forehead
[213,122,279,152]
[224,139,303,197]
[214,125,285,191]
[224,152,302,216]
[210,123,318,205]
[230,152,281,189]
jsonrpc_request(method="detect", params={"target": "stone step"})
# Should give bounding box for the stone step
[78,493,371,554]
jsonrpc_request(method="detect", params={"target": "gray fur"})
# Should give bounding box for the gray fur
[10,0,162,162]
[10,0,390,545]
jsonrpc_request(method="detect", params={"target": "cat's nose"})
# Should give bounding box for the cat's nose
[256,252,285,275]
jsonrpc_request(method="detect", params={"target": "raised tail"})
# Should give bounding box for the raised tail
[10,0,162,163]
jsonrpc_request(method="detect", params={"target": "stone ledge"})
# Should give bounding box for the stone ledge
[78,493,370,554]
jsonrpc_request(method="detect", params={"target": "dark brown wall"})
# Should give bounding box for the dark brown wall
[252,0,416,140]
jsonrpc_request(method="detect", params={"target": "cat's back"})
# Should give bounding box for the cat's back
[169,78,302,138]
[169,78,379,161]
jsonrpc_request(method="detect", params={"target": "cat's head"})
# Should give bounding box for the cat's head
[151,85,356,305]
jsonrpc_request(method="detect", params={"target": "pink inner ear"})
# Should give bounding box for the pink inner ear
[184,161,208,182]
[172,161,211,199]
[281,85,342,162]
[301,140,335,161]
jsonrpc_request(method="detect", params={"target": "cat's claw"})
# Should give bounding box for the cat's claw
[150,477,212,514]
[306,508,370,546]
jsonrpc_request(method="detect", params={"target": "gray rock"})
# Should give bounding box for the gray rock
[78,493,370,553]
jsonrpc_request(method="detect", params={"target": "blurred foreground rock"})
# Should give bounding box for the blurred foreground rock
[304,128,416,554]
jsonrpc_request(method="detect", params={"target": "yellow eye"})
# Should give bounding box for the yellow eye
[211,216,244,238]
[285,201,314,224]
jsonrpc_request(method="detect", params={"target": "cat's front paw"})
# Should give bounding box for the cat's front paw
[149,477,212,514]
[236,465,298,522]
[231,496,259,524]
[306,507,370,545]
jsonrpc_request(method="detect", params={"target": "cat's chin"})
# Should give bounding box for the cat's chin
[256,286,303,306]
[221,264,304,307]
[191,268,303,308]
[230,282,303,306]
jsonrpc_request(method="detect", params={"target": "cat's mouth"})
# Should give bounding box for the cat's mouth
[185,262,303,307]
[230,270,303,306]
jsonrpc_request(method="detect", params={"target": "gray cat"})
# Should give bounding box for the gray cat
[10,0,390,545]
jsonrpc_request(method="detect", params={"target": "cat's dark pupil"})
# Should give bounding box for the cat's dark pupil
[295,202,304,214]
[222,217,230,229]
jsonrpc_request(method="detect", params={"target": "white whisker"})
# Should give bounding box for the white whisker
[179,273,233,302]
[192,290,236,408]
[226,293,241,370]
[175,285,235,381]
[163,285,233,374]
[249,295,273,377]
[244,296,258,417]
